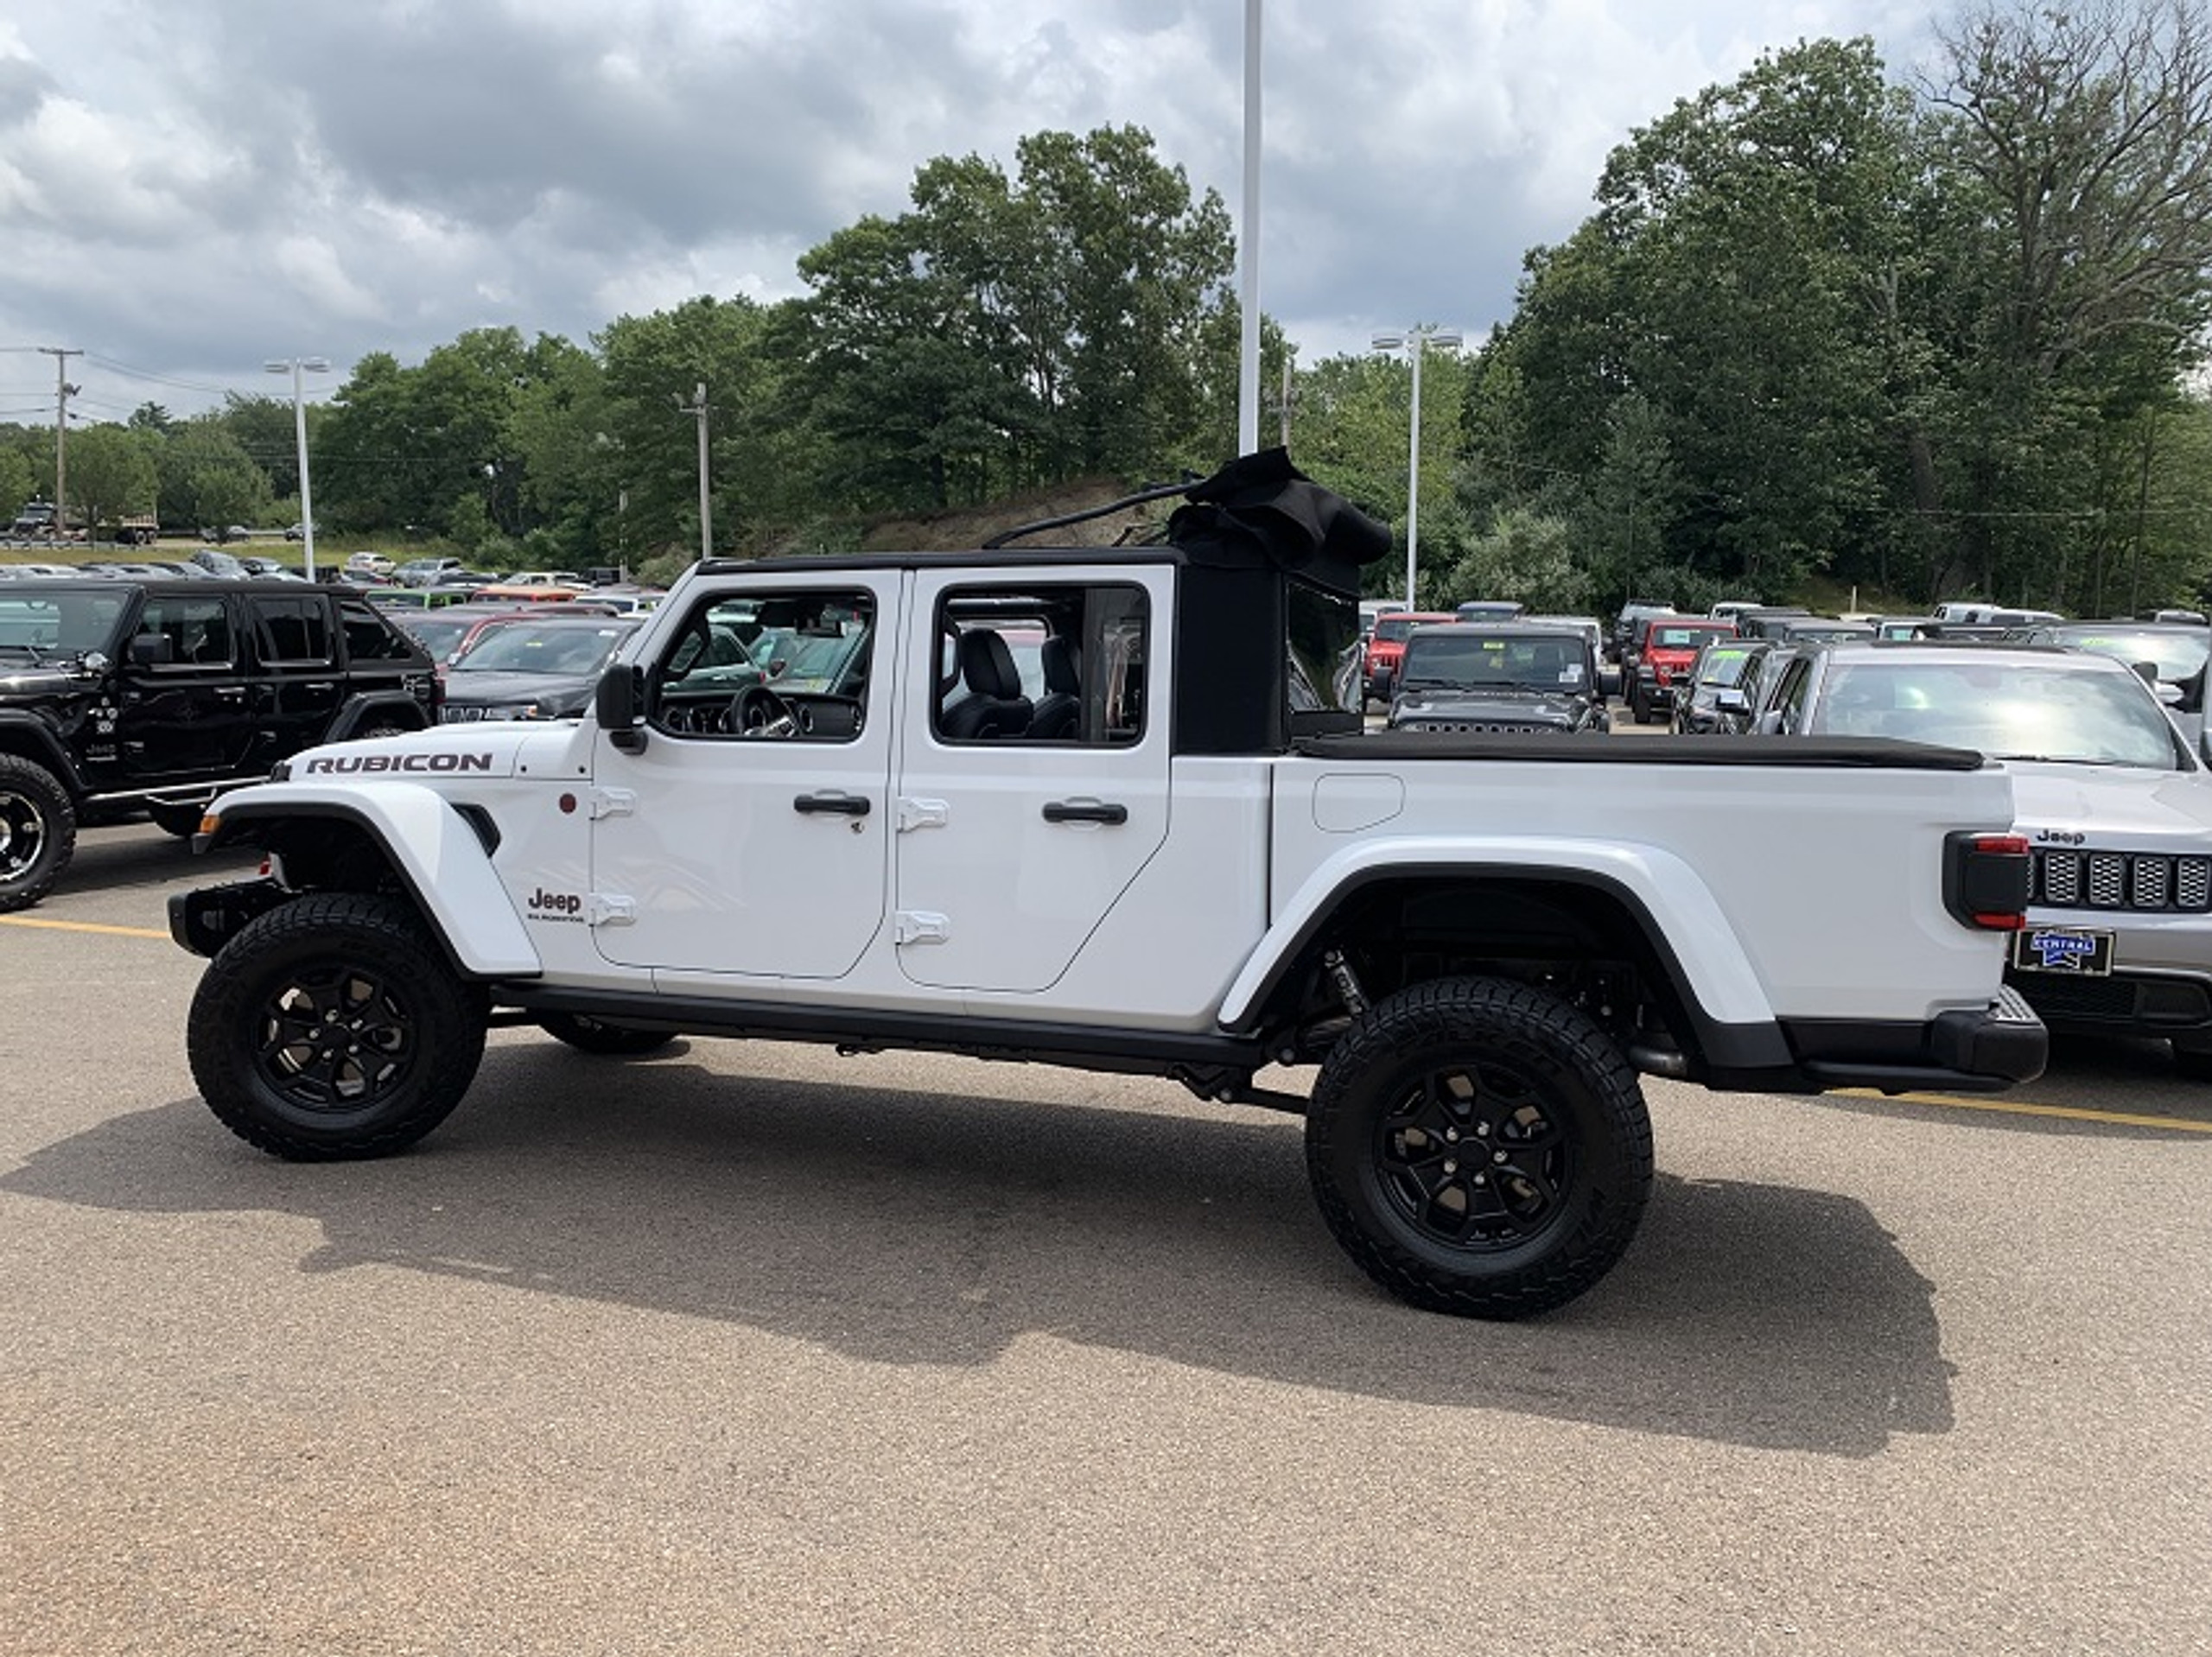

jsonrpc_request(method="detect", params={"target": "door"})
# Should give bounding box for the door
[245,593,343,762]
[114,591,257,778]
[588,576,896,980]
[893,571,1170,994]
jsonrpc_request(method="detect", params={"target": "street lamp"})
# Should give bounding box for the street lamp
[264,357,330,579]
[1370,325,1464,608]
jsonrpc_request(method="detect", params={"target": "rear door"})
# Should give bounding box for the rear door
[893,569,1169,994]
[245,590,342,760]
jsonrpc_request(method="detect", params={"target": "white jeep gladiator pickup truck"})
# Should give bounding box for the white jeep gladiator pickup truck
[170,453,2045,1318]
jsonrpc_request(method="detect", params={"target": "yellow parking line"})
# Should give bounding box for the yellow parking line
[1834,1088,2212,1134]
[0,916,170,941]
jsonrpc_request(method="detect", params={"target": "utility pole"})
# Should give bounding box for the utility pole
[38,348,81,534]
[675,383,713,560]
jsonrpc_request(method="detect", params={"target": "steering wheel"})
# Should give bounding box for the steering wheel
[731,682,797,737]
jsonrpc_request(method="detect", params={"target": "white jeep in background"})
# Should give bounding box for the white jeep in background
[168,454,2045,1319]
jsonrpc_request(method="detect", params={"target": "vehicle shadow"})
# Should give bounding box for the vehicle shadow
[3,1044,1952,1457]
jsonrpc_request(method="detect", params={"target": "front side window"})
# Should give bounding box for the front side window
[651,587,874,740]
[136,595,234,667]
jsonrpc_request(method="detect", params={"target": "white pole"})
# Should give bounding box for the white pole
[1236,0,1262,456]
[694,383,712,561]
[1406,336,1423,609]
[291,363,317,581]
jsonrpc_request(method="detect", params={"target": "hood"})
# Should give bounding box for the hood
[0,662,91,697]
[1392,685,1589,727]
[284,723,537,781]
[2008,762,2212,848]
[440,669,601,714]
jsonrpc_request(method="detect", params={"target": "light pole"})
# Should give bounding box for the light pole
[1370,325,1463,608]
[265,357,330,579]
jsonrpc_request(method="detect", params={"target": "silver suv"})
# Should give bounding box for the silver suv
[1745,640,2212,1077]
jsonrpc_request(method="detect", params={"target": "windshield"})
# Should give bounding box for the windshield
[1401,632,1586,691]
[0,590,131,657]
[394,613,486,663]
[1650,625,1732,650]
[1373,616,1417,644]
[1694,647,1756,687]
[2046,626,2210,682]
[454,621,636,676]
[1815,660,2181,767]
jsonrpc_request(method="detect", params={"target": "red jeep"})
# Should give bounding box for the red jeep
[1627,617,1738,723]
[1362,611,1455,705]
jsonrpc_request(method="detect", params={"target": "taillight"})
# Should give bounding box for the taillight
[1945,831,2031,930]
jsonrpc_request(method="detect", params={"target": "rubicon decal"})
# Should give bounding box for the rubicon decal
[301,752,495,775]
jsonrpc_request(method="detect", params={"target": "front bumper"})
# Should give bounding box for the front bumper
[2006,964,2212,1048]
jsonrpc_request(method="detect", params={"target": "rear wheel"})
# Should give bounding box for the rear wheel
[1306,976,1654,1318]
[0,755,76,912]
[187,893,486,1159]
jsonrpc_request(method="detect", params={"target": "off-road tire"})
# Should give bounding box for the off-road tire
[187,893,486,1159]
[1306,975,1654,1318]
[2173,1044,2212,1083]
[0,754,76,913]
[538,1012,677,1057]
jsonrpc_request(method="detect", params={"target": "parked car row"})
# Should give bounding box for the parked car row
[1677,624,2212,1078]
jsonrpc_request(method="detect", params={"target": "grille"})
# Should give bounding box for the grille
[1405,720,1561,735]
[2032,848,2212,913]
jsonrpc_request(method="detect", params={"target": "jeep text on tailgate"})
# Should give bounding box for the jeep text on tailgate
[169,453,2044,1318]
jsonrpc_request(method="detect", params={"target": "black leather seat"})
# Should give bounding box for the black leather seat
[1027,636,1081,740]
[941,629,1033,740]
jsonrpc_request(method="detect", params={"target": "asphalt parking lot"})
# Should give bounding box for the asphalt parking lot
[4,816,2211,1655]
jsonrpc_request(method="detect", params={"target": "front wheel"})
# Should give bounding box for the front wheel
[1306,976,1654,1318]
[187,893,487,1159]
[0,754,76,912]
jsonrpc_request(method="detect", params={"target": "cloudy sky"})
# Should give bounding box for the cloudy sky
[0,0,1942,428]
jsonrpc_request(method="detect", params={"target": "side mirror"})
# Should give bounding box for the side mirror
[1714,689,1750,716]
[129,633,175,667]
[595,663,648,752]
[2156,680,2184,707]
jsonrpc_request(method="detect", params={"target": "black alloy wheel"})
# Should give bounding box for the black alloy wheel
[188,893,486,1159]
[0,754,76,912]
[1306,975,1654,1318]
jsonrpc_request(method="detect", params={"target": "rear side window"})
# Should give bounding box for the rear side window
[934,583,1148,746]
[251,595,334,664]
[338,596,421,663]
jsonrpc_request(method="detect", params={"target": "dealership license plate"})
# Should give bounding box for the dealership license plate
[2012,927,2115,976]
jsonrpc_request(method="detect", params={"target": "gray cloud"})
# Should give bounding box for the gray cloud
[0,0,1937,421]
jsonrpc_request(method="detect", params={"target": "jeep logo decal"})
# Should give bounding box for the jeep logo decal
[525,887,583,918]
[301,752,494,775]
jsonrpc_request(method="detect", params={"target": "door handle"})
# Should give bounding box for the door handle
[213,687,247,701]
[794,792,870,816]
[1042,800,1128,825]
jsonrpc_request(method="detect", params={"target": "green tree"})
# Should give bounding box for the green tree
[1443,508,1592,613]
[61,425,158,536]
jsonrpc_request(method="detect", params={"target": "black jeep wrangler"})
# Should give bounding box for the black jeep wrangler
[0,578,438,911]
